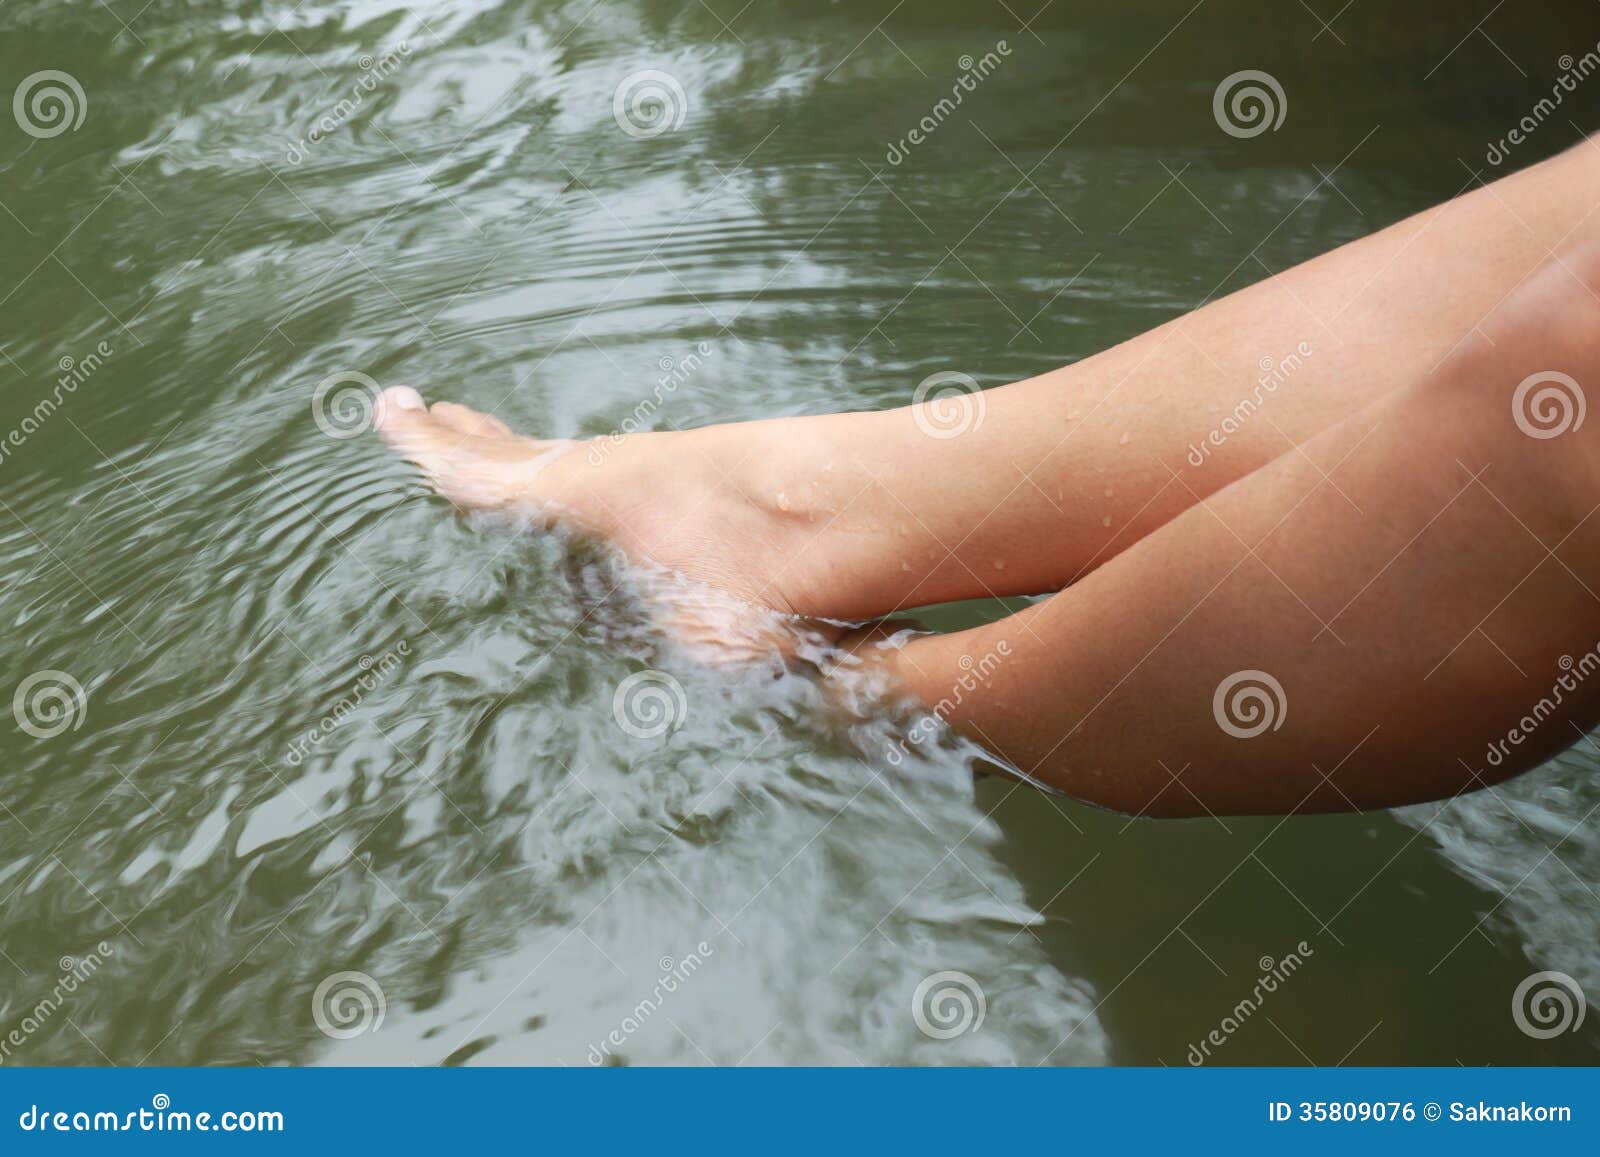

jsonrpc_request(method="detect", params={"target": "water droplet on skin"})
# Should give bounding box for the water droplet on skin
[1067,409,1079,421]
[776,491,791,511]
[1119,431,1132,446]
[1101,514,1112,527]
[901,561,911,571]
[1103,485,1114,498]
[993,560,1006,571]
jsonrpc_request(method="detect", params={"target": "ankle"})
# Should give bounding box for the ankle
[671,413,880,615]
[736,411,888,524]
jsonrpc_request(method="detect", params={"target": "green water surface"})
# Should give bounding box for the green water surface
[3,0,1600,1065]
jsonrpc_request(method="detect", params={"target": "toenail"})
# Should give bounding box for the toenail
[387,386,425,413]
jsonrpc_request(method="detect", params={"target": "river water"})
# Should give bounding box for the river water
[3,0,1600,1065]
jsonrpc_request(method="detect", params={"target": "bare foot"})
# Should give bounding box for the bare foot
[374,386,832,655]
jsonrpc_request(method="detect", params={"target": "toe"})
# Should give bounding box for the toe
[375,385,429,434]
[374,386,456,470]
[373,386,536,511]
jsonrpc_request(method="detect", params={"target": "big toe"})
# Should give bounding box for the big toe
[375,385,431,436]
[374,386,463,474]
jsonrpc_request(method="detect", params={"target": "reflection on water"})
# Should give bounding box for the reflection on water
[2,0,1600,1064]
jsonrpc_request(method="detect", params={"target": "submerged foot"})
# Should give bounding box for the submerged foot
[374,386,832,655]
[375,386,585,514]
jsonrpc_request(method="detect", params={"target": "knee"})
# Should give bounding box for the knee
[1422,247,1600,523]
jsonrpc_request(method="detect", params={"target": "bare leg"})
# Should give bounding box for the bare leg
[880,252,1600,816]
[380,141,1600,622]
